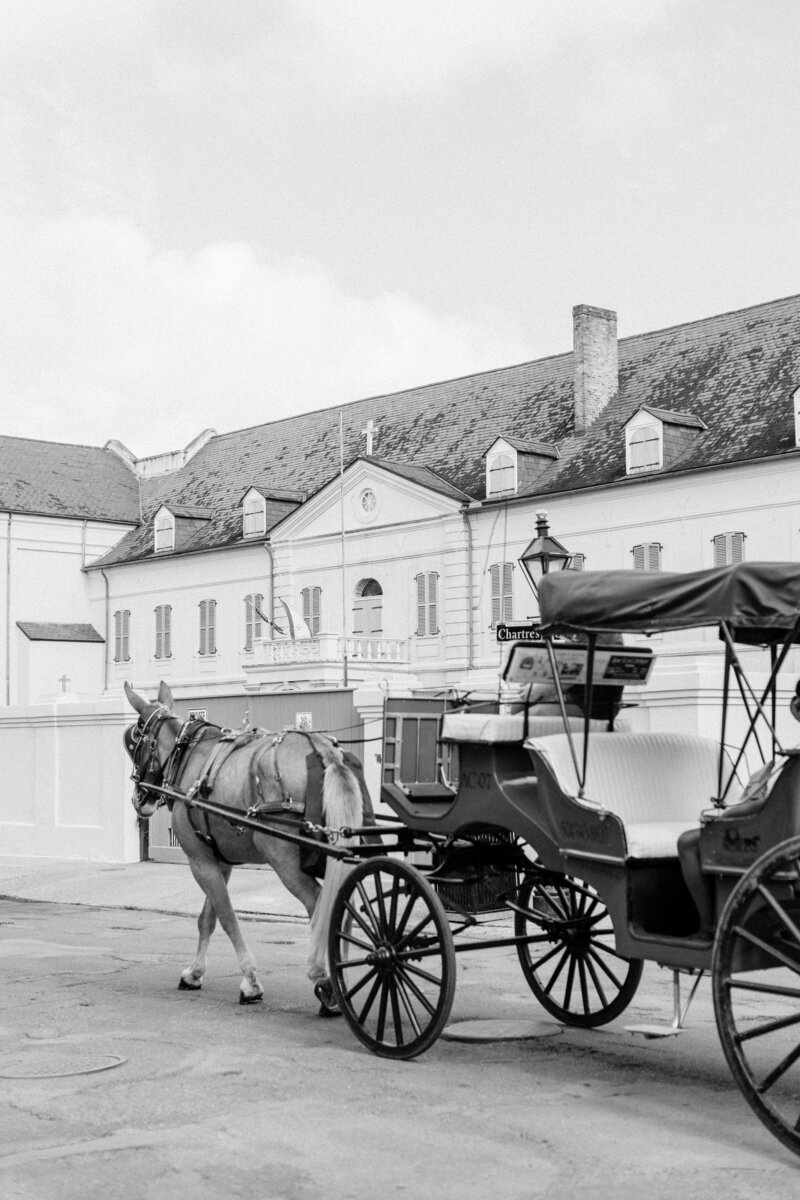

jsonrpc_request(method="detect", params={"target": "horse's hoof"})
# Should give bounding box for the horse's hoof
[238,991,264,1006]
[178,977,202,991]
[314,980,341,1018]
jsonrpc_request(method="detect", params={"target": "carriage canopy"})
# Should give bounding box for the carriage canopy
[538,561,800,642]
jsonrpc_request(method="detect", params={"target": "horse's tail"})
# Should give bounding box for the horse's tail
[307,739,364,980]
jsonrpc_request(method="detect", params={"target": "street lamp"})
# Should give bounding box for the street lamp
[518,510,573,599]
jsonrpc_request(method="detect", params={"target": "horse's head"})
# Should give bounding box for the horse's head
[123,681,179,817]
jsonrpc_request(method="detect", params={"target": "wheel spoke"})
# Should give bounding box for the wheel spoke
[757,1040,800,1095]
[736,1009,800,1044]
[756,882,800,946]
[397,959,445,989]
[336,929,374,954]
[348,892,381,942]
[733,923,800,977]
[577,955,591,1013]
[585,944,624,990]
[583,948,609,1008]
[562,950,577,1011]
[375,977,390,1043]
[393,971,425,1037]
[541,946,570,996]
[349,967,382,1013]
[396,909,436,953]
[389,976,405,1045]
[727,978,800,1000]
[394,965,438,1017]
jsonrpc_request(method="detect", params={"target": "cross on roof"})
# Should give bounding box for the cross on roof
[58,674,70,692]
[361,418,379,456]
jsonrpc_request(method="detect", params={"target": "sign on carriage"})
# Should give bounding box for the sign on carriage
[503,642,654,686]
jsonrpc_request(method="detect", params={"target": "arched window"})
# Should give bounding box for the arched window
[353,578,383,635]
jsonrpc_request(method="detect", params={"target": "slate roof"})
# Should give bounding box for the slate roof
[363,457,473,502]
[12,291,800,567]
[17,622,104,642]
[636,406,707,429]
[519,292,800,501]
[0,437,140,522]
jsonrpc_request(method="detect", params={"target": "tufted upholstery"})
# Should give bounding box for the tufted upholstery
[526,731,740,859]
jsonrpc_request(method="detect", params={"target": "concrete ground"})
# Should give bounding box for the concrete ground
[1,855,799,1199]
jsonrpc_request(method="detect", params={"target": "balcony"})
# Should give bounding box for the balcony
[243,631,410,690]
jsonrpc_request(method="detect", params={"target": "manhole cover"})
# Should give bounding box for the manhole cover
[0,1050,127,1079]
[442,1018,562,1042]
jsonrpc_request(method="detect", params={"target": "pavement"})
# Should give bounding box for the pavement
[0,854,307,920]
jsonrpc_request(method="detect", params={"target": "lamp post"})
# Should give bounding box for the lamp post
[518,510,573,600]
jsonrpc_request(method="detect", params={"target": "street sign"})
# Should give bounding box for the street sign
[495,623,542,643]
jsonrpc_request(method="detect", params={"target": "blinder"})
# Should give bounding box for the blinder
[124,707,172,816]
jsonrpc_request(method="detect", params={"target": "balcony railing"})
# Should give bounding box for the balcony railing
[250,632,409,666]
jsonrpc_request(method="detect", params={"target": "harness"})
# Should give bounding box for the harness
[129,712,330,865]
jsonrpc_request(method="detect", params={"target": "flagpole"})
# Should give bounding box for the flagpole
[339,410,349,688]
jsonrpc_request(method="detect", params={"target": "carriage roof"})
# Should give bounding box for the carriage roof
[538,561,800,643]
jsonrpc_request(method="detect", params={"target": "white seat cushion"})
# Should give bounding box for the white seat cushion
[526,731,740,859]
[442,711,611,744]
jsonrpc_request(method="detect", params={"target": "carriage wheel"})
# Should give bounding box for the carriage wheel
[328,857,456,1060]
[514,871,643,1026]
[713,834,800,1158]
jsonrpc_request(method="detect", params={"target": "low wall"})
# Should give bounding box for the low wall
[0,697,138,862]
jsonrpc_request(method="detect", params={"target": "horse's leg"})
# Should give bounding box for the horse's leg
[251,835,328,979]
[178,867,231,991]
[183,852,264,1004]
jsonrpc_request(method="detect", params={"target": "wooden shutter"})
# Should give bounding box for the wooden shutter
[416,574,426,635]
[633,544,661,571]
[502,562,513,622]
[490,564,501,627]
[714,532,745,566]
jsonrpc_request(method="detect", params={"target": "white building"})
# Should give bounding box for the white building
[2,293,800,857]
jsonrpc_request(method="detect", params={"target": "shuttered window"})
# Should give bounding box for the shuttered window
[490,562,514,627]
[243,494,266,537]
[568,553,586,572]
[199,599,217,655]
[415,572,439,636]
[154,513,174,552]
[244,593,264,650]
[301,586,321,635]
[713,532,745,567]
[487,453,515,494]
[155,605,171,659]
[628,424,661,472]
[114,610,130,662]
[632,543,662,571]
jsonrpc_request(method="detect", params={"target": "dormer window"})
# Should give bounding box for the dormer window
[242,488,267,538]
[154,508,175,553]
[484,436,558,498]
[624,406,706,476]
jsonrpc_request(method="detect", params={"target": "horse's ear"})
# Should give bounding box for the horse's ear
[157,681,174,710]
[124,681,148,716]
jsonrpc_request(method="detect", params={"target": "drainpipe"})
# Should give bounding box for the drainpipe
[263,538,275,640]
[461,506,475,670]
[5,513,11,705]
[100,569,110,691]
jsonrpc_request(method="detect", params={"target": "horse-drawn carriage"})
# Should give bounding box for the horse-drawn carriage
[125,560,800,1159]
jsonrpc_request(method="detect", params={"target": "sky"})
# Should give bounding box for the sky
[1,0,799,458]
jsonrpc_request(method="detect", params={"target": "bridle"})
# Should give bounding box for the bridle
[124,705,174,815]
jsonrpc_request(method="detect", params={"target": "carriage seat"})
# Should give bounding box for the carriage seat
[526,731,741,860]
[441,710,615,745]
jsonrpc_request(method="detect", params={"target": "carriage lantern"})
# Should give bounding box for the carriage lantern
[518,510,573,599]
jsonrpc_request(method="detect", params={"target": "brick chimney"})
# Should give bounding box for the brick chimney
[573,304,618,434]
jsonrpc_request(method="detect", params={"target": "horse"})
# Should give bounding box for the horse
[123,681,364,1010]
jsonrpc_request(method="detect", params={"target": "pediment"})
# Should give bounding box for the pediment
[274,461,464,541]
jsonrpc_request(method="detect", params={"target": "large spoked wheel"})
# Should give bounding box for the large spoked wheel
[514,871,643,1027]
[328,857,457,1060]
[713,835,800,1158]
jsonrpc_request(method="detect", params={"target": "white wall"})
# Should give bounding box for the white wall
[0,698,138,861]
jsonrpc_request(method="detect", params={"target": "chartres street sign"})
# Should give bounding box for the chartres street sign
[496,623,542,642]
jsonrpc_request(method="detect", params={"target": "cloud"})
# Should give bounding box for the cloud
[0,215,527,456]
